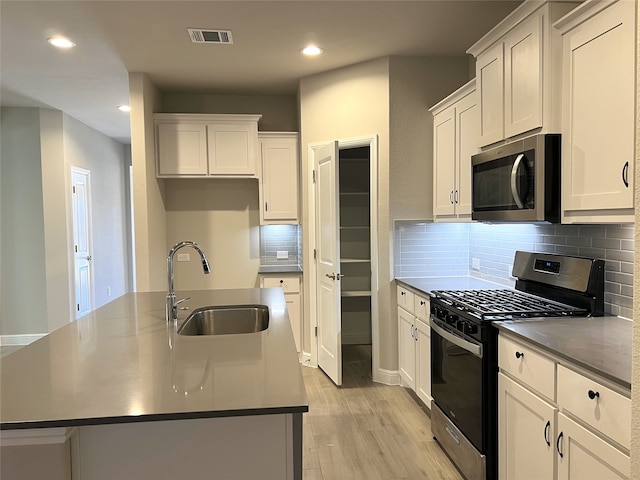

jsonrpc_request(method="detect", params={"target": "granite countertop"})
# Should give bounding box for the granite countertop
[0,288,308,430]
[258,265,303,274]
[494,317,632,390]
[396,276,505,295]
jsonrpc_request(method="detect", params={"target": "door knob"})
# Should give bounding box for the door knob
[325,273,336,280]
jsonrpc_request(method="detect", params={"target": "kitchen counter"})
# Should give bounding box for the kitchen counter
[396,276,505,294]
[258,265,303,274]
[494,316,632,390]
[0,288,308,430]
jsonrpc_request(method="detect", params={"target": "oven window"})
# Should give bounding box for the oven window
[431,327,484,452]
[473,150,535,211]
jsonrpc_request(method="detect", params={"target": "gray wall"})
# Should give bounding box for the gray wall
[395,221,634,319]
[0,107,131,337]
[1,108,49,335]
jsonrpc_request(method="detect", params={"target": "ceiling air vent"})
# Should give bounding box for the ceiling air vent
[188,28,234,45]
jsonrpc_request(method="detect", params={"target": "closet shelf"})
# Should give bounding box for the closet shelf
[340,258,371,264]
[341,291,372,297]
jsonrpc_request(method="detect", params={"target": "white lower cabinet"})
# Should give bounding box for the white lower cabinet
[498,372,556,480]
[260,274,302,354]
[557,412,630,480]
[397,285,431,407]
[498,333,630,480]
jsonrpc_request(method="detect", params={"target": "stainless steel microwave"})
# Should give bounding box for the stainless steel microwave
[471,134,561,223]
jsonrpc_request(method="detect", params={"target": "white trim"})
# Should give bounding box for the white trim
[376,368,401,386]
[300,351,312,366]
[1,427,76,447]
[308,135,381,385]
[71,166,95,319]
[1,333,45,346]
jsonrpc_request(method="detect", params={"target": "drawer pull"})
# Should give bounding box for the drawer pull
[515,351,524,359]
[401,291,406,296]
[544,420,551,446]
[420,300,426,305]
[588,389,600,400]
[556,432,564,458]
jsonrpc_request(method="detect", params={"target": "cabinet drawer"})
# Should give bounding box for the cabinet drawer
[498,335,555,400]
[397,285,415,314]
[557,365,630,450]
[414,294,430,322]
[261,276,300,294]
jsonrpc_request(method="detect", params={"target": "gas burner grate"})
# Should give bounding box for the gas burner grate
[432,289,587,320]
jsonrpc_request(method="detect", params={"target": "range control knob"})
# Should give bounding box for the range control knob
[463,322,478,335]
[446,313,459,325]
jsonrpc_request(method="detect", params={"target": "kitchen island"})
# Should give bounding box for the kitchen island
[0,288,308,480]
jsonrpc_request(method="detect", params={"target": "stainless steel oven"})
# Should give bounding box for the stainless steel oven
[429,251,605,480]
[472,134,561,223]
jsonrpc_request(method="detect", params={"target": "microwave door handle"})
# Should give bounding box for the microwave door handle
[510,153,525,209]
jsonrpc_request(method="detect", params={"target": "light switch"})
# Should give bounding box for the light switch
[177,253,190,262]
[276,251,289,259]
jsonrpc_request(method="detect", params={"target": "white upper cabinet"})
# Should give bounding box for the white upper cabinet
[555,0,635,223]
[468,1,577,148]
[430,80,478,221]
[154,114,261,178]
[259,133,299,224]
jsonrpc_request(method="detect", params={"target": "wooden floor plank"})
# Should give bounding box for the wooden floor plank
[302,345,463,480]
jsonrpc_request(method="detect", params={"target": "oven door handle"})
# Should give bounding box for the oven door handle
[431,320,483,358]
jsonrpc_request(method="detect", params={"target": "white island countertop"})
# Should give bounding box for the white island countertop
[0,288,308,430]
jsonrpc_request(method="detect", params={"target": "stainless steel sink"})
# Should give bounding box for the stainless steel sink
[177,305,269,336]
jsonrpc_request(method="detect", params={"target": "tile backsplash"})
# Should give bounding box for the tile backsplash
[260,225,301,266]
[395,221,634,319]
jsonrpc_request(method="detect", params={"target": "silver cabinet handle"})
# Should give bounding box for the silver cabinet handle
[449,190,454,204]
[454,190,459,204]
[325,273,336,280]
[622,162,629,188]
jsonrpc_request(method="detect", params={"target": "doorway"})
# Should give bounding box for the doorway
[71,167,94,318]
[311,135,379,387]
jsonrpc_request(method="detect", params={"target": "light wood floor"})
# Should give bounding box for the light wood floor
[301,345,464,480]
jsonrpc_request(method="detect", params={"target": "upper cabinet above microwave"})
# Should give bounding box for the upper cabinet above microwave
[154,114,262,178]
[467,1,577,149]
[555,0,635,224]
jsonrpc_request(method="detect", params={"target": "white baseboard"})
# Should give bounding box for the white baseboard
[1,333,45,347]
[374,368,400,386]
[300,351,313,366]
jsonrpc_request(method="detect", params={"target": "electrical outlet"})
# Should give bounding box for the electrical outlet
[472,258,481,271]
[276,250,289,259]
[107,286,112,297]
[177,253,190,262]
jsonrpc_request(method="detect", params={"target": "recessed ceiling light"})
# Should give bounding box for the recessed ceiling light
[301,45,323,56]
[47,36,76,49]
[117,105,131,113]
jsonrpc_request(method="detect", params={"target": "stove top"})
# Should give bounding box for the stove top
[431,288,588,321]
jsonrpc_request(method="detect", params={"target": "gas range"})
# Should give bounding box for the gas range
[429,251,605,480]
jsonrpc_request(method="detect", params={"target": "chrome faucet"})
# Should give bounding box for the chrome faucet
[166,241,211,322]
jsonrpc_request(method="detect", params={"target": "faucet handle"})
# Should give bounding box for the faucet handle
[175,296,191,306]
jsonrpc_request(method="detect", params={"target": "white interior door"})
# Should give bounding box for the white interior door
[72,168,93,318]
[315,141,342,386]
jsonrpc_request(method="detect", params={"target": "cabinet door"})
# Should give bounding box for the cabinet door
[455,90,478,216]
[285,293,301,353]
[261,136,299,223]
[498,373,556,480]
[207,123,257,175]
[157,123,208,176]
[415,319,431,406]
[477,42,504,147]
[504,11,543,138]
[397,307,416,389]
[433,106,456,216]
[561,0,635,213]
[557,413,629,480]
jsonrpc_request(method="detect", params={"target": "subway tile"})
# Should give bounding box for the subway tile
[618,307,633,320]
[604,281,621,295]
[575,247,605,259]
[579,226,606,237]
[606,225,635,239]
[605,261,621,272]
[621,284,633,297]
[606,249,634,263]
[566,236,592,247]
[621,262,634,274]
[592,237,621,250]
[621,239,634,251]
[605,271,633,286]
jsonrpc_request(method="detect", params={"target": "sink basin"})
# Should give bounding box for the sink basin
[177,305,269,336]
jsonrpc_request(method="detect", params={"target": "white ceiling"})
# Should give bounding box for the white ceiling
[1,0,521,144]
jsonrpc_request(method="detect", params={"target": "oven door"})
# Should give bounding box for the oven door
[431,317,485,452]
